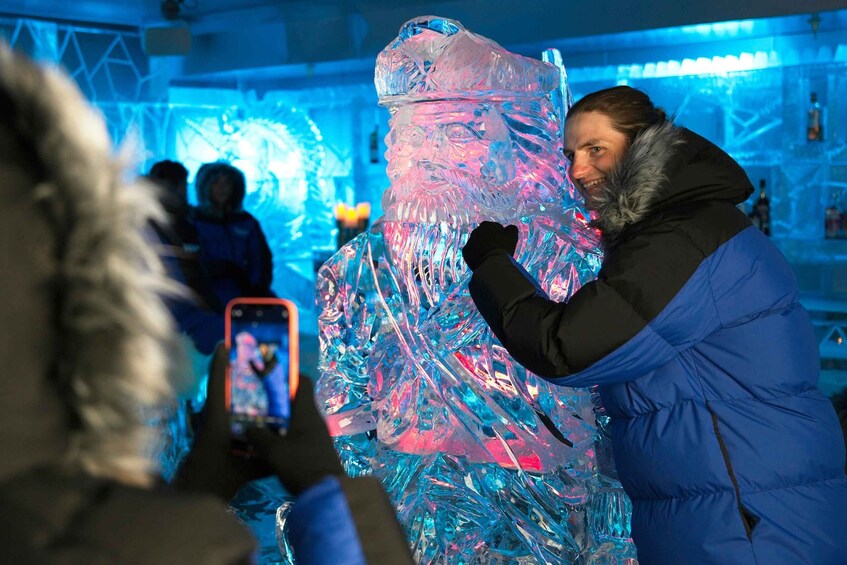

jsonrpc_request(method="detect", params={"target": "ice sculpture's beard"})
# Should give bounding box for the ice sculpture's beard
[381,166,522,307]
[382,165,519,226]
[382,221,471,310]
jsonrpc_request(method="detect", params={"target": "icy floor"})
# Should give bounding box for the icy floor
[230,477,292,564]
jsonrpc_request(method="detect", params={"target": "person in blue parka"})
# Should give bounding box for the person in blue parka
[193,162,275,306]
[462,85,847,564]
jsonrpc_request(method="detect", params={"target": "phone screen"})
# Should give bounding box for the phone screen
[226,299,298,438]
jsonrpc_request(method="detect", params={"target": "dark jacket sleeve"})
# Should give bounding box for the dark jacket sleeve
[287,476,413,565]
[245,216,274,296]
[468,225,719,386]
[155,232,225,355]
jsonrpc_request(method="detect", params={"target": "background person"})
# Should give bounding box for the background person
[193,162,275,306]
[147,159,196,248]
[148,159,224,355]
[462,85,847,563]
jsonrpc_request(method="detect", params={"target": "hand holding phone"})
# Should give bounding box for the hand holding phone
[175,341,343,500]
[245,376,344,495]
[173,345,273,500]
[225,298,299,442]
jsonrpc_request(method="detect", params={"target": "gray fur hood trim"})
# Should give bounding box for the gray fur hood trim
[0,45,184,486]
[590,121,685,239]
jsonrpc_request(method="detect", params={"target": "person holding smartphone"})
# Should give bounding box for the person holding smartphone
[177,345,413,565]
[0,43,411,565]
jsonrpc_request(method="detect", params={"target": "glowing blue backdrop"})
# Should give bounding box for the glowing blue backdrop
[5,10,847,564]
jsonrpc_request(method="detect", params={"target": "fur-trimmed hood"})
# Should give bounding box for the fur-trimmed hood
[0,45,183,487]
[591,121,753,246]
[195,162,246,219]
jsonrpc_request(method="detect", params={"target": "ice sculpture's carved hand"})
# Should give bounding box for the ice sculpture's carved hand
[461,221,519,271]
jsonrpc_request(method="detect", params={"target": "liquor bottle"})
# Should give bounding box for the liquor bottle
[825,190,842,239]
[368,124,380,164]
[807,92,823,142]
[751,179,770,236]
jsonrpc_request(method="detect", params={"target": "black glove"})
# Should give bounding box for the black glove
[173,344,272,500]
[245,376,344,496]
[461,221,519,271]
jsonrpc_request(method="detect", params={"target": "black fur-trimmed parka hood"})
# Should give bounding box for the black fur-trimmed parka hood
[590,121,753,247]
[0,45,256,563]
[0,43,184,488]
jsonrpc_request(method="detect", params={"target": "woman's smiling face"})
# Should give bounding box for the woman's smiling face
[564,111,629,210]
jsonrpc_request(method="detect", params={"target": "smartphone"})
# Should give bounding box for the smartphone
[225,298,299,441]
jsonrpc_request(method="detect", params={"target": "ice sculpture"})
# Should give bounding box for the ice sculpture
[311,16,636,563]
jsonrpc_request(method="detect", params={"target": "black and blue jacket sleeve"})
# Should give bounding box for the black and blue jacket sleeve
[468,204,749,386]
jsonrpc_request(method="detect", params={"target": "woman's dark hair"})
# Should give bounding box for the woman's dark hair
[148,159,188,186]
[567,86,668,144]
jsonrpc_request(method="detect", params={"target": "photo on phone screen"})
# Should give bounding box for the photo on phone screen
[225,299,298,438]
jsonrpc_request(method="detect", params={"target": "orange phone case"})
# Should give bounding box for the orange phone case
[224,297,300,416]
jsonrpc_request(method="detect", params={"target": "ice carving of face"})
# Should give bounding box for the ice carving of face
[383,101,517,225]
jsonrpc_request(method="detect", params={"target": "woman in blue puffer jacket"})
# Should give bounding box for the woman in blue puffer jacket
[193,162,275,306]
[462,86,847,564]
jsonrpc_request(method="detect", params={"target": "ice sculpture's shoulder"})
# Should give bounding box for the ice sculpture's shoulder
[315,228,387,309]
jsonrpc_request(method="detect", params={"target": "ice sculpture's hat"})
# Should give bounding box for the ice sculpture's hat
[375,16,560,107]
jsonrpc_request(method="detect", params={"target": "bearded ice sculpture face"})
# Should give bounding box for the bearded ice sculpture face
[382,101,517,226]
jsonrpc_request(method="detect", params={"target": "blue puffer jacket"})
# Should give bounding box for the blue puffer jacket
[469,123,847,563]
[193,172,274,306]
[194,210,274,305]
